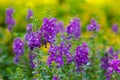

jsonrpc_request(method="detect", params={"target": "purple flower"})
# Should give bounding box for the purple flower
[56,21,65,33]
[107,47,114,56]
[107,47,119,59]
[40,18,58,43]
[26,24,32,33]
[112,24,118,33]
[24,33,30,41]
[47,45,64,68]
[87,19,100,32]
[14,55,19,64]
[66,18,81,39]
[29,53,37,68]
[52,75,59,80]
[105,71,111,80]
[75,42,89,71]
[101,55,110,70]
[27,9,33,20]
[27,32,41,50]
[59,42,73,64]
[5,8,15,32]
[108,59,120,73]
[13,38,24,64]
[47,53,64,68]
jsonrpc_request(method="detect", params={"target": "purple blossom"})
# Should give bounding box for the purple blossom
[107,47,119,59]
[87,19,100,32]
[27,9,33,20]
[47,53,64,68]
[59,42,73,64]
[105,71,111,80]
[14,55,19,64]
[108,59,120,74]
[66,18,81,39]
[105,59,120,80]
[101,55,110,70]
[13,38,24,64]
[29,53,36,68]
[5,8,15,32]
[112,24,118,33]
[52,75,59,80]
[26,24,32,33]
[107,47,114,56]
[27,32,41,50]
[24,33,31,41]
[75,42,89,71]
[40,18,58,43]
[47,44,64,68]
[56,21,65,33]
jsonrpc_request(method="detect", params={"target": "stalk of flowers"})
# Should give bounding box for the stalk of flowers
[29,53,37,68]
[66,18,81,40]
[106,59,120,80]
[47,41,73,67]
[101,47,120,80]
[5,8,15,32]
[47,44,64,68]
[74,42,89,72]
[87,19,100,32]
[27,32,42,50]
[40,18,58,44]
[13,38,24,64]
[26,9,33,20]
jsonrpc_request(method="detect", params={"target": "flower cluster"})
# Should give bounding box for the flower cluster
[5,8,15,32]
[75,42,89,71]
[101,47,120,80]
[40,18,58,43]
[59,42,73,63]
[107,47,119,59]
[66,18,81,39]
[101,54,110,70]
[108,59,120,74]
[13,38,24,64]
[47,45,64,68]
[87,19,100,32]
[27,32,41,50]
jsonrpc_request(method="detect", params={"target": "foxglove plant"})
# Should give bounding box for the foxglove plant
[5,8,15,32]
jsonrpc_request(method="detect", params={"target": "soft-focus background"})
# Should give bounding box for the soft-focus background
[0,0,120,79]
